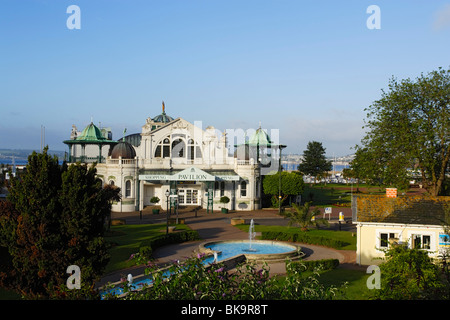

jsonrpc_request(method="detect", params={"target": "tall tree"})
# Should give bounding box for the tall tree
[0,148,120,298]
[298,141,332,182]
[360,67,450,196]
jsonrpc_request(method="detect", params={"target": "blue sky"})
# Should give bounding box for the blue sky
[1,0,450,156]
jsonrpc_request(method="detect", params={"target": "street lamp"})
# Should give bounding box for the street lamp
[165,189,170,235]
[278,145,286,214]
[174,189,179,224]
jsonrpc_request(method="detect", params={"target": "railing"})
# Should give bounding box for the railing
[69,156,105,163]
[106,158,136,165]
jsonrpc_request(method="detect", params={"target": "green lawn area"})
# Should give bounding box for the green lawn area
[104,223,192,274]
[317,267,372,300]
[302,183,415,208]
[272,267,372,300]
[234,224,356,250]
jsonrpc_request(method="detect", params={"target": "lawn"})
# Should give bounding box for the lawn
[233,224,356,250]
[317,267,372,300]
[302,183,417,208]
[104,223,192,274]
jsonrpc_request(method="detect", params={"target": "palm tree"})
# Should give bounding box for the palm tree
[281,202,329,231]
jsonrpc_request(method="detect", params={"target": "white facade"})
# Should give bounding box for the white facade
[71,116,269,212]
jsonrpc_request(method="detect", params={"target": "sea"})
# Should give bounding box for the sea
[0,159,28,166]
[282,163,348,172]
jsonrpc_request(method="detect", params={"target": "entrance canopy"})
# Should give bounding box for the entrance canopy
[139,166,240,181]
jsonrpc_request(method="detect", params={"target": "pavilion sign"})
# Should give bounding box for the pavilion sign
[139,167,238,182]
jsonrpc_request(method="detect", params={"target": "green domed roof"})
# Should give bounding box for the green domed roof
[153,112,174,123]
[76,123,107,142]
[248,127,272,146]
[153,101,174,123]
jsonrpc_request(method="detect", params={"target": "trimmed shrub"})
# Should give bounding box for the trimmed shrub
[287,259,340,274]
[139,246,153,260]
[138,230,200,259]
[261,231,347,249]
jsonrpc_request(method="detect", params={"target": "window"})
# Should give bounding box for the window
[220,181,225,197]
[154,136,171,158]
[380,232,398,248]
[213,182,225,198]
[188,139,195,160]
[109,180,115,186]
[412,234,431,250]
[163,138,170,158]
[240,181,247,197]
[172,138,185,158]
[214,181,219,197]
[178,188,199,205]
[125,180,131,198]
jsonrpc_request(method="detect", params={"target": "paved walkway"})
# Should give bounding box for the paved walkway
[97,207,359,287]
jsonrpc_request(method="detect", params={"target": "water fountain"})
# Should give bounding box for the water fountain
[100,219,304,298]
[245,219,257,252]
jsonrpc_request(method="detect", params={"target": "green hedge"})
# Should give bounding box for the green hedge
[139,230,200,259]
[261,231,347,249]
[287,259,340,274]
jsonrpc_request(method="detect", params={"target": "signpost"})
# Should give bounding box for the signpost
[324,207,332,220]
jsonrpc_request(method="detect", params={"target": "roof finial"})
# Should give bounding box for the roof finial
[162,101,165,113]
[258,121,261,129]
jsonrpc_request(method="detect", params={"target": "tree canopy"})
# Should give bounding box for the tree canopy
[298,141,332,180]
[358,67,450,196]
[370,245,450,300]
[0,148,120,298]
[263,171,304,207]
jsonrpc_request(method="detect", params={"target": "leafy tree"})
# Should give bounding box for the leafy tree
[262,171,304,207]
[370,245,450,300]
[0,148,120,298]
[298,141,332,183]
[280,202,329,231]
[343,147,385,190]
[360,67,450,196]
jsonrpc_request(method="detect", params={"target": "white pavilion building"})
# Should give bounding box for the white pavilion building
[64,103,284,213]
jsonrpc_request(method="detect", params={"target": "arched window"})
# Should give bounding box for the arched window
[154,136,171,158]
[240,181,247,197]
[125,180,131,198]
[109,180,115,186]
[172,138,185,158]
[187,139,202,159]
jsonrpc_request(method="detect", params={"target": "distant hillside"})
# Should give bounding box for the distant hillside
[0,149,66,161]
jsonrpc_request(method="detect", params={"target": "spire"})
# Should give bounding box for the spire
[162,101,165,114]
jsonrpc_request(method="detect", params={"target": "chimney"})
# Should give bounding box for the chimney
[386,188,397,198]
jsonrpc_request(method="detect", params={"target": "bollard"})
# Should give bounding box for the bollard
[339,212,345,222]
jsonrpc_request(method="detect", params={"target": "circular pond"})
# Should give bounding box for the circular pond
[199,240,303,263]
